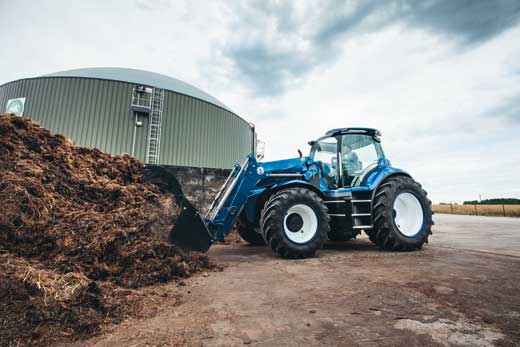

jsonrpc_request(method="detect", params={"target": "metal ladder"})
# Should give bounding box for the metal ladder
[145,88,164,165]
[351,200,373,230]
[350,191,373,230]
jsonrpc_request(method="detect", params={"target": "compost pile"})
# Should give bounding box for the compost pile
[0,114,215,346]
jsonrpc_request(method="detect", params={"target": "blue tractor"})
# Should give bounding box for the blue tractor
[152,127,433,258]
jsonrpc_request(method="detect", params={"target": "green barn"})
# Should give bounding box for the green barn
[0,67,255,169]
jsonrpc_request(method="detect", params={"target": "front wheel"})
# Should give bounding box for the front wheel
[260,188,330,259]
[368,176,433,251]
[237,222,265,246]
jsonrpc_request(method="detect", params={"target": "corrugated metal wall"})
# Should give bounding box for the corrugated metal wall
[0,77,253,169]
[160,92,252,168]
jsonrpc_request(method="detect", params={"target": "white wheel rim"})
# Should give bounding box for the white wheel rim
[393,192,424,237]
[283,204,318,244]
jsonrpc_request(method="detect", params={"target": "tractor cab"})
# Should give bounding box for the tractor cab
[309,128,385,189]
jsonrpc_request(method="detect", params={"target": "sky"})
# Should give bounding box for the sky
[1,0,519,203]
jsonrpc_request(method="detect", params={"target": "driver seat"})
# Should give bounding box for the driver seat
[321,162,337,189]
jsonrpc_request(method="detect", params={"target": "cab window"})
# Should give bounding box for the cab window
[340,134,381,187]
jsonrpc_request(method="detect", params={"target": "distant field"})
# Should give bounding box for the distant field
[433,204,520,217]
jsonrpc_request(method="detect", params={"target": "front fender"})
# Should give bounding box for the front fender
[271,179,325,198]
[241,180,325,228]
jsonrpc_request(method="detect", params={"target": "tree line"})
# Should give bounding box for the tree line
[463,198,520,205]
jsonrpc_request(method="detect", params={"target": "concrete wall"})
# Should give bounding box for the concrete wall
[154,165,230,214]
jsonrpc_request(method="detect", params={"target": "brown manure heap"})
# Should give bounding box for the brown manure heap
[0,114,216,346]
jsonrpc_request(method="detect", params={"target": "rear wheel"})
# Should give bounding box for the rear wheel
[260,188,330,258]
[368,176,433,251]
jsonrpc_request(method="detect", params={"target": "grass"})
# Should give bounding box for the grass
[433,204,520,217]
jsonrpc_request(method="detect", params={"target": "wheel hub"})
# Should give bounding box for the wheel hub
[286,213,304,232]
[393,192,424,237]
[283,204,318,244]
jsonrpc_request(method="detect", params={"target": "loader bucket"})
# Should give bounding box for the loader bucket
[169,198,213,252]
[140,165,213,252]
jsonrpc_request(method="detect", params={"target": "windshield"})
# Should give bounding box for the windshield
[310,134,383,188]
[310,137,338,188]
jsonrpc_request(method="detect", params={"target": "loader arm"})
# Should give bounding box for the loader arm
[205,155,265,240]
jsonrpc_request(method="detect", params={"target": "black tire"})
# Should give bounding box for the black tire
[260,188,330,258]
[237,223,266,245]
[367,176,433,251]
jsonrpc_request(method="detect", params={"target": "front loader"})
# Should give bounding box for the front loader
[145,127,433,259]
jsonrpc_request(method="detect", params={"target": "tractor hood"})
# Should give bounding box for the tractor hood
[259,157,310,174]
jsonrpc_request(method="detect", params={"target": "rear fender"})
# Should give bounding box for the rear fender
[367,169,412,201]
[363,166,411,189]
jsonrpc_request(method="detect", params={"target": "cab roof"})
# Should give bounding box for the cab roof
[325,127,381,137]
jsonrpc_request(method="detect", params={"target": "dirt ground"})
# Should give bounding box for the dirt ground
[62,214,520,347]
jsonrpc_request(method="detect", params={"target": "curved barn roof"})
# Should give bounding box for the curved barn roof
[43,67,232,111]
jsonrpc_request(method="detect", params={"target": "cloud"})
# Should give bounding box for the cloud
[224,41,314,97]
[218,2,317,97]
[404,0,520,46]
[220,0,520,96]
[134,0,171,11]
[484,95,520,123]
[312,1,386,44]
